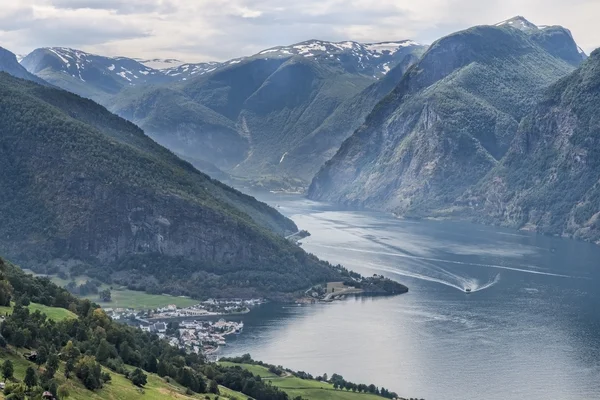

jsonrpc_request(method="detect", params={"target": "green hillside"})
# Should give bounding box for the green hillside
[462,48,600,243]
[309,21,580,215]
[0,71,346,300]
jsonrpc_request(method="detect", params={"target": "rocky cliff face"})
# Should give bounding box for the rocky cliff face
[461,49,600,243]
[0,72,342,299]
[308,21,581,214]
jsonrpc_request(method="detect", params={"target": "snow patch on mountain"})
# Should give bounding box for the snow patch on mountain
[495,16,540,32]
[136,58,185,70]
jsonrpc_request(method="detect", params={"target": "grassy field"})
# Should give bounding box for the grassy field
[22,270,199,310]
[0,347,246,399]
[83,288,199,310]
[0,302,76,321]
[219,362,386,400]
[29,303,77,321]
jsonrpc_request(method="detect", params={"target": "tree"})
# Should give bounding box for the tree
[0,279,13,306]
[75,356,103,390]
[98,289,111,302]
[95,339,116,363]
[24,366,37,389]
[209,379,219,394]
[323,373,328,382]
[36,346,48,368]
[2,359,14,380]
[129,368,147,387]
[65,359,75,379]
[47,354,59,372]
[144,353,158,374]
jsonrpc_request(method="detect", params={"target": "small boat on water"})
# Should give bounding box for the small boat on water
[465,288,472,294]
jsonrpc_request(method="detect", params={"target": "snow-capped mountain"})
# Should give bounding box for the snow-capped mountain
[161,61,222,80]
[22,48,167,86]
[495,16,587,63]
[252,39,424,77]
[20,47,175,101]
[495,16,541,31]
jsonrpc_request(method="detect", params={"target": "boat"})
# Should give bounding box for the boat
[465,288,472,294]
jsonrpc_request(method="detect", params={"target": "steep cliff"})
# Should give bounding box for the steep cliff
[462,49,600,243]
[308,21,580,214]
[0,72,343,299]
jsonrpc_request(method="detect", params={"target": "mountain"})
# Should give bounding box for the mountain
[460,49,600,243]
[0,47,48,86]
[108,39,426,184]
[0,71,347,300]
[308,18,583,213]
[251,39,423,77]
[20,47,172,102]
[161,61,223,81]
[280,52,422,181]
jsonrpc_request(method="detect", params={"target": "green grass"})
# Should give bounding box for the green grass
[0,302,76,321]
[22,271,200,311]
[0,347,246,400]
[28,303,77,321]
[83,288,199,310]
[219,362,386,400]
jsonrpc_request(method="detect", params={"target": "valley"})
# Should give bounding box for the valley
[0,8,599,400]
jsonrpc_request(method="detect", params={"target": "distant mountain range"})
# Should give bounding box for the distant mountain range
[17,39,426,186]
[5,15,600,246]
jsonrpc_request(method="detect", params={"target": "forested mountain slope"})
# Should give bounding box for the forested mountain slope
[107,40,426,184]
[308,20,582,214]
[461,49,600,243]
[0,72,344,299]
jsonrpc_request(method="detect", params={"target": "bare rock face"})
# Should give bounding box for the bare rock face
[463,50,600,242]
[309,22,580,216]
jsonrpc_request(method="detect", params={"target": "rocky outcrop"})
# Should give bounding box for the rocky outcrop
[460,49,600,242]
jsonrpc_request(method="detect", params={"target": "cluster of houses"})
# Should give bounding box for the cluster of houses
[148,298,263,320]
[140,319,244,356]
[103,298,264,322]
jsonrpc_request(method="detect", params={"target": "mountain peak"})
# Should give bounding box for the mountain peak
[495,16,539,31]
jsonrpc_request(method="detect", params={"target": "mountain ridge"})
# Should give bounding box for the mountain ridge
[308,20,582,214]
[0,71,346,300]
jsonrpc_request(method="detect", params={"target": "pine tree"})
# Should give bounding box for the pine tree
[24,366,37,389]
[2,360,13,380]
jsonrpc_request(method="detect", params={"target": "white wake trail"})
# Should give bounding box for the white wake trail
[311,244,573,278]
[367,262,501,293]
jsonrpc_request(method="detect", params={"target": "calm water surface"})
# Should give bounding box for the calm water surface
[220,194,600,400]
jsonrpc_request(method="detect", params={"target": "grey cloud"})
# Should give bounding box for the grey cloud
[49,0,176,14]
[1,0,598,62]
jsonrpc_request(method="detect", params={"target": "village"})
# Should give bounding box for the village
[102,298,261,356]
[139,318,244,357]
[103,298,262,321]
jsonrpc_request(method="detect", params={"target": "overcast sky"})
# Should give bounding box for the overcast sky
[0,0,598,62]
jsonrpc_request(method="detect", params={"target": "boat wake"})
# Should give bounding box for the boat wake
[310,244,573,278]
[367,261,501,293]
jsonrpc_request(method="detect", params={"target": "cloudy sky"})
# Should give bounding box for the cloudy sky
[1,0,598,62]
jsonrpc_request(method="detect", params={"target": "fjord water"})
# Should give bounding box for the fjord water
[221,194,600,400]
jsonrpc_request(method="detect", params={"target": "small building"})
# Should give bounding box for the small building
[326,282,346,294]
[154,322,167,333]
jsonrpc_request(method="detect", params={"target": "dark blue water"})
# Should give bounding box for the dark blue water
[221,194,600,400]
